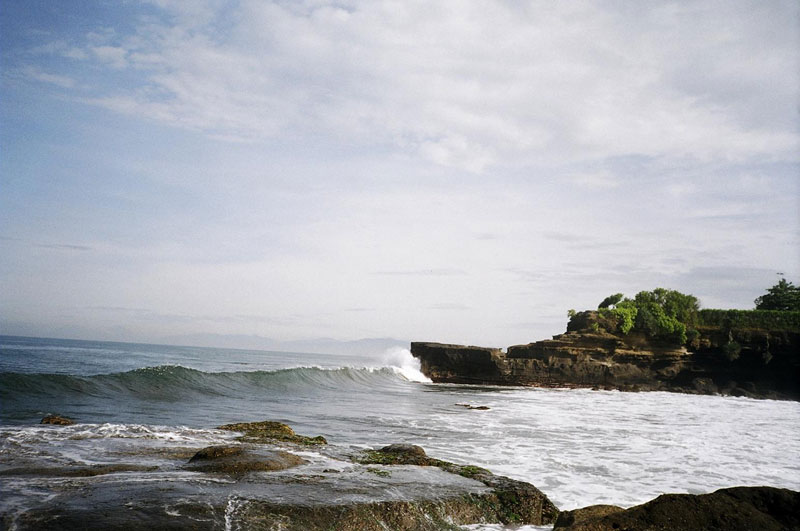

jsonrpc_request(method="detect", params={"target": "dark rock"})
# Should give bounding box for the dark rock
[217,420,327,445]
[185,446,306,476]
[41,414,74,425]
[379,443,427,458]
[555,486,800,531]
[355,443,559,525]
[554,504,624,528]
[410,342,506,385]
[456,403,490,410]
[188,445,244,462]
[411,315,800,400]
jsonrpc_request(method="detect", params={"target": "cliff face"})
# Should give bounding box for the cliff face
[410,342,507,385]
[411,323,800,400]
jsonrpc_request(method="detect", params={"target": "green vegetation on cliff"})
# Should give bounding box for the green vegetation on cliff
[595,288,698,344]
[697,309,800,331]
[585,283,800,345]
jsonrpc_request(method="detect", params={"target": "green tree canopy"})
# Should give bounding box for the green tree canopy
[598,293,624,309]
[596,288,700,344]
[754,278,800,311]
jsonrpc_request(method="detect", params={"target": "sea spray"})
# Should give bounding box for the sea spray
[381,346,432,383]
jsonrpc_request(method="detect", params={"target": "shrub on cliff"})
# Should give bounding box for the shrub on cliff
[595,288,699,344]
[697,309,800,331]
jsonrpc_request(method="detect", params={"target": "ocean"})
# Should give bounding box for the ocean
[1,334,799,529]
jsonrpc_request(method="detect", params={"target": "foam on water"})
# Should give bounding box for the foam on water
[381,346,432,383]
[411,387,800,511]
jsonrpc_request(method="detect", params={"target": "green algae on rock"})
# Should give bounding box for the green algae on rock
[354,443,559,526]
[216,420,327,445]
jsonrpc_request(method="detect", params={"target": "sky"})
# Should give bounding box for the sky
[1,0,798,348]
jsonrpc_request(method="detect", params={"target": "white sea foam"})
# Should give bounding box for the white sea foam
[382,347,432,383]
[412,387,800,511]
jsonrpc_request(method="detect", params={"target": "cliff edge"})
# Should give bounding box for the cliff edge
[411,312,800,400]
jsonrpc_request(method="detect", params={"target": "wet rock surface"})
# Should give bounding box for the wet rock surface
[7,418,797,530]
[217,420,328,445]
[355,443,559,525]
[554,486,800,531]
[2,420,557,530]
[185,444,306,476]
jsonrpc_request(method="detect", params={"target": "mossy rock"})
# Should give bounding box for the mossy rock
[186,445,306,476]
[216,421,327,446]
[353,443,558,526]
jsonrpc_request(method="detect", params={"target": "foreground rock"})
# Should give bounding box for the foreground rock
[3,421,558,530]
[554,486,800,531]
[185,444,306,476]
[355,444,559,526]
[412,313,800,400]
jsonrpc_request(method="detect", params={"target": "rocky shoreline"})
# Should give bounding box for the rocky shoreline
[411,311,800,400]
[3,418,798,530]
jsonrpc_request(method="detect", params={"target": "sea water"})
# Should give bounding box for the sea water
[1,335,799,528]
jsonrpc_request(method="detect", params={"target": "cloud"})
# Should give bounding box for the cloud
[1,236,92,251]
[91,46,128,68]
[372,268,467,277]
[41,0,797,171]
[21,66,76,88]
[426,303,470,311]
[568,172,621,190]
[35,243,93,251]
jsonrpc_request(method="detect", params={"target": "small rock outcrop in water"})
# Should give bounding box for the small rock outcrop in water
[40,414,74,425]
[554,486,800,530]
[412,313,800,399]
[217,420,328,445]
[456,403,491,410]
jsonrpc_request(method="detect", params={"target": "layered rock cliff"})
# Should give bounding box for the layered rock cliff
[411,313,800,400]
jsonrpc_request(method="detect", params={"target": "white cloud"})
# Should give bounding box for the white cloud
[91,46,128,68]
[21,66,76,88]
[569,172,620,189]
[64,0,798,170]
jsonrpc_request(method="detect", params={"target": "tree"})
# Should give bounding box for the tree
[598,293,623,309]
[754,279,800,311]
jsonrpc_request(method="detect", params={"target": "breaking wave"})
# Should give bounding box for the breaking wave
[0,362,428,403]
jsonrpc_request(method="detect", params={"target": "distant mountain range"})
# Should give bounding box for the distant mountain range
[158,333,409,356]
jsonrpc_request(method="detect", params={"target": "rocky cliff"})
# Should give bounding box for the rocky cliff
[411,314,800,400]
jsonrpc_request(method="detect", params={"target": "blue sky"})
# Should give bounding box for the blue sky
[1,0,798,347]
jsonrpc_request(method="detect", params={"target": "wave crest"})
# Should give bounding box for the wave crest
[0,361,428,403]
